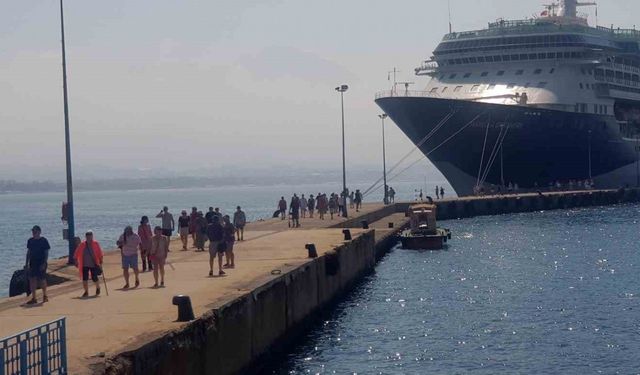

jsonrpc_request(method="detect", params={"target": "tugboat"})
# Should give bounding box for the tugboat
[399,203,451,250]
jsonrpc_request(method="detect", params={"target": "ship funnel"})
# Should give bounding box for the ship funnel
[558,0,596,19]
[558,0,577,18]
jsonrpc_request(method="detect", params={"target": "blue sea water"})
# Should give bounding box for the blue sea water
[0,180,437,296]
[268,205,640,374]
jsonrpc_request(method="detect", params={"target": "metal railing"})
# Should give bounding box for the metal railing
[594,75,640,88]
[375,90,437,99]
[1,318,67,375]
[444,19,640,41]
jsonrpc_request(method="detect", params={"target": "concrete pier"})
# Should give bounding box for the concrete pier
[400,188,640,220]
[1,188,638,374]
[0,203,407,375]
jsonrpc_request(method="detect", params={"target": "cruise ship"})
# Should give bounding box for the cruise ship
[375,0,640,196]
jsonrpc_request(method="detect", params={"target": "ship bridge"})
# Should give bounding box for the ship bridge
[397,0,640,114]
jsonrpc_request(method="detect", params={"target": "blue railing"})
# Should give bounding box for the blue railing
[0,318,67,375]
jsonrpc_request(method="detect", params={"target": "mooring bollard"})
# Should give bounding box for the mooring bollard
[172,295,195,322]
[342,229,352,241]
[361,220,369,229]
[305,243,318,258]
[388,222,394,228]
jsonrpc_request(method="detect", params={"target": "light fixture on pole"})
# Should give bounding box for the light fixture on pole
[379,114,389,204]
[60,0,76,263]
[335,84,349,218]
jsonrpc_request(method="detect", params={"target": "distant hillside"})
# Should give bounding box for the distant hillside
[0,166,437,194]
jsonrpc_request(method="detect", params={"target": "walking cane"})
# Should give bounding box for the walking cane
[101,268,109,296]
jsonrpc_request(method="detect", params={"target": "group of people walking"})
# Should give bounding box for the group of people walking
[150,206,247,277]
[23,205,248,304]
[277,190,364,226]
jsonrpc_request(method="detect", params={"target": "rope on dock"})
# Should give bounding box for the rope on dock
[361,109,458,197]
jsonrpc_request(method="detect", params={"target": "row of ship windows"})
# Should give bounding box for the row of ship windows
[576,103,609,115]
[437,34,594,51]
[441,51,588,66]
[594,69,640,82]
[579,83,596,90]
[436,43,605,57]
[441,68,555,80]
[430,82,548,94]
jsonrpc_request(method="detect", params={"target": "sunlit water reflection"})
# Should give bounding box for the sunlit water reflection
[268,205,640,374]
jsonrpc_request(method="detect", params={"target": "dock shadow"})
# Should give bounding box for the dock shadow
[207,274,227,279]
[116,286,142,292]
[20,301,44,309]
[71,295,100,300]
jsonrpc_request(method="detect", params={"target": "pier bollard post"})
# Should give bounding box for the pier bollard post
[361,220,369,229]
[342,229,352,241]
[305,243,318,258]
[172,295,195,322]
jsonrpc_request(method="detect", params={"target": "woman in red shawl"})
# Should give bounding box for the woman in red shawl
[74,230,104,298]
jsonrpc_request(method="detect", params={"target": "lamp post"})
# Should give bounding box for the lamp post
[60,0,76,263]
[379,114,389,204]
[335,84,349,218]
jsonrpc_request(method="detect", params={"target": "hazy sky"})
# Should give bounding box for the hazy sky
[1,0,638,181]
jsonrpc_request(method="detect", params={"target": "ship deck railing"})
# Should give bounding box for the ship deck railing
[444,19,640,42]
[375,90,439,99]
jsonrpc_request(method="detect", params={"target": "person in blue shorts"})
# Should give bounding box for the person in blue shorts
[117,226,141,289]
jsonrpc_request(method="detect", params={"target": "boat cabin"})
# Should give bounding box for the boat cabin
[408,204,438,235]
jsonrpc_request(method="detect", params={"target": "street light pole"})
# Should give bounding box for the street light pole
[379,114,389,204]
[335,85,349,218]
[60,0,76,263]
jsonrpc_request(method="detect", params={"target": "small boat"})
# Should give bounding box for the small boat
[398,203,451,250]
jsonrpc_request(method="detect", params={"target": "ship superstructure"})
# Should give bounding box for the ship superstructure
[376,0,640,196]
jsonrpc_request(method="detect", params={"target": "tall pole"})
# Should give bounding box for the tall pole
[60,0,75,263]
[336,85,349,218]
[588,130,592,181]
[379,114,389,204]
[500,144,504,188]
[636,132,640,188]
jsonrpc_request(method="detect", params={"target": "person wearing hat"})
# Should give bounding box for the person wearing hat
[74,230,104,298]
[25,225,51,305]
